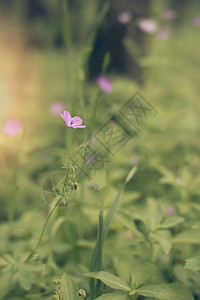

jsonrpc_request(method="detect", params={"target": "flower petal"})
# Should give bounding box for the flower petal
[64,111,71,125]
[96,76,112,93]
[60,111,71,126]
[60,111,86,129]
[3,119,23,137]
[71,117,83,126]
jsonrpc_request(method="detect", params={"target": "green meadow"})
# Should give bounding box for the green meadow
[0,1,200,299]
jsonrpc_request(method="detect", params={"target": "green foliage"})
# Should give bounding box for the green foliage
[173,228,200,244]
[84,271,130,292]
[1,1,200,299]
[94,293,129,300]
[185,256,200,271]
[60,273,80,300]
[132,283,194,300]
[95,293,128,300]
[131,263,157,289]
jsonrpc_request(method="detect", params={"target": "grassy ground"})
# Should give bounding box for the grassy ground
[0,3,200,299]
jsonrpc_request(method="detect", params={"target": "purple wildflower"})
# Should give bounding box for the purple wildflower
[50,102,65,116]
[138,19,158,34]
[192,16,200,27]
[3,119,23,137]
[96,76,112,93]
[118,11,132,24]
[163,9,177,21]
[60,111,86,129]
[167,208,175,216]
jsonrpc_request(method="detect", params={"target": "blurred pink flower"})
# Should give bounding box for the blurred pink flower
[118,11,132,24]
[163,9,177,20]
[192,15,200,27]
[167,208,175,216]
[50,102,65,116]
[60,111,86,129]
[96,76,112,93]
[157,28,170,40]
[138,19,158,34]
[3,119,23,137]
[125,231,133,240]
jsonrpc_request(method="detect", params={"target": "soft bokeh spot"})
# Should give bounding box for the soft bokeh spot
[175,178,185,187]
[50,102,65,116]
[192,15,200,27]
[125,231,133,240]
[118,11,132,24]
[138,19,158,34]
[163,9,177,21]
[96,76,113,93]
[157,28,170,40]
[88,182,102,191]
[130,156,139,166]
[167,208,175,216]
[3,119,23,137]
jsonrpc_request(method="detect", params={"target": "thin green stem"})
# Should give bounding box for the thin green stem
[26,197,62,262]
[90,89,101,136]
[59,0,71,48]
[65,131,72,156]
[89,51,110,136]
[89,191,104,298]
[96,191,104,297]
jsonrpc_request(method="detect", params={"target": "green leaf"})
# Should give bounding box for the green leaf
[95,192,104,297]
[51,216,67,239]
[19,273,32,291]
[94,293,129,300]
[115,212,142,238]
[103,188,124,238]
[84,271,130,291]
[124,166,137,185]
[89,167,137,296]
[135,282,194,300]
[173,228,200,244]
[103,166,137,239]
[150,230,171,255]
[158,216,184,229]
[90,167,137,272]
[89,188,124,273]
[146,198,162,230]
[16,263,40,291]
[185,256,200,271]
[0,273,12,299]
[60,273,79,300]
[131,263,157,289]
[132,212,150,226]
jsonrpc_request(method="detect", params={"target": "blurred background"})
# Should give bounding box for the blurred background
[0,0,200,299]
